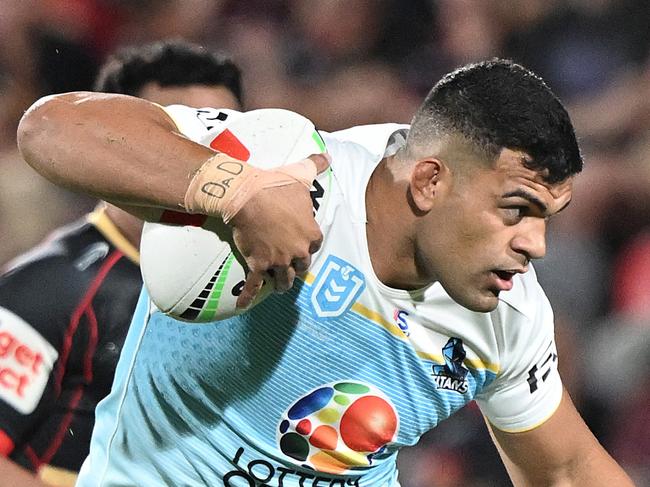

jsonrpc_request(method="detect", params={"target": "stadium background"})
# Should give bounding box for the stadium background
[0,0,648,485]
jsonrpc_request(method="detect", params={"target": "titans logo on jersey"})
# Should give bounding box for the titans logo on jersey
[432,338,470,394]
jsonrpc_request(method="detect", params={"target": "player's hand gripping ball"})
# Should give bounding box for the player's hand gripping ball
[140,109,330,322]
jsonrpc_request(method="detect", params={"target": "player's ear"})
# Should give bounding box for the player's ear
[409,158,446,212]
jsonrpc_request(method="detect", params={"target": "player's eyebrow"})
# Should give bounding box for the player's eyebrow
[503,189,573,215]
[502,189,548,213]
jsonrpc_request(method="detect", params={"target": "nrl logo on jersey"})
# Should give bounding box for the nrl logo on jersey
[311,255,365,318]
[432,337,469,394]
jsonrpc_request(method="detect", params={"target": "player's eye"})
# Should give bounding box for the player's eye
[501,206,527,223]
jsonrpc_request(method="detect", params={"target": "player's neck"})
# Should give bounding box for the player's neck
[366,159,427,291]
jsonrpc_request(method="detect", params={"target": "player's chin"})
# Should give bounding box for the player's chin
[452,288,500,313]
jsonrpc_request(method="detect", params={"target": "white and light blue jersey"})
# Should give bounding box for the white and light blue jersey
[77,109,562,486]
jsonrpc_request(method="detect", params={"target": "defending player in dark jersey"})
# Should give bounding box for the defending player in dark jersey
[0,39,242,487]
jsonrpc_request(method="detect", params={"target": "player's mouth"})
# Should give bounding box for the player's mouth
[489,269,523,291]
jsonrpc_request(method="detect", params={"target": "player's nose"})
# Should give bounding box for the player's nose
[511,219,546,261]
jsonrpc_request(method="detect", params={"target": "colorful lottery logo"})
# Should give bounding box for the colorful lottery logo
[277,381,399,474]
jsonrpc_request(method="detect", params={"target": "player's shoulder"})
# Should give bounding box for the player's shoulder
[320,123,409,168]
[318,124,408,221]
[0,217,114,326]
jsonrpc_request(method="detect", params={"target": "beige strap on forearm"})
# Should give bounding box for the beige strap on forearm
[183,153,319,223]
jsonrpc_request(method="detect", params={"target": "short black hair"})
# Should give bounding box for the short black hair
[94,39,243,104]
[408,59,582,183]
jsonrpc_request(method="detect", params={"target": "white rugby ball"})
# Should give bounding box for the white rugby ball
[140,108,329,323]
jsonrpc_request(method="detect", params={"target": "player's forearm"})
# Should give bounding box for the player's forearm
[556,451,636,487]
[17,92,216,211]
[508,455,636,486]
[488,391,636,487]
[502,450,635,487]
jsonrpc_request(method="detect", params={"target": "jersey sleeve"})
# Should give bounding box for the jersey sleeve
[475,271,563,433]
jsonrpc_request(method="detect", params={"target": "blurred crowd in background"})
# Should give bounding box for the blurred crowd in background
[1,0,649,485]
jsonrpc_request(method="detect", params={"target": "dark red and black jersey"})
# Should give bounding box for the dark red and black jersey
[0,207,141,478]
